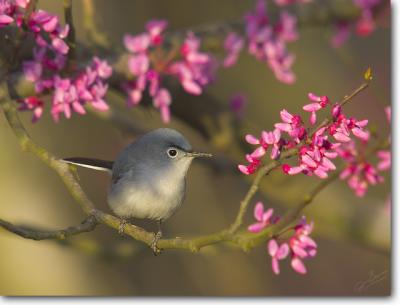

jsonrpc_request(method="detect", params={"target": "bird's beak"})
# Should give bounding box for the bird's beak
[186,151,213,158]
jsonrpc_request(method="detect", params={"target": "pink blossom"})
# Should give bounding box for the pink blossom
[247,200,317,275]
[238,154,262,175]
[0,14,13,26]
[89,82,109,111]
[245,0,297,84]
[331,22,351,48]
[15,0,29,8]
[169,32,214,95]
[23,60,42,82]
[124,74,146,107]
[275,109,306,142]
[303,94,329,125]
[229,94,247,118]
[0,0,31,28]
[262,129,282,159]
[377,150,391,171]
[385,106,391,123]
[153,88,172,123]
[337,141,384,196]
[123,33,150,53]
[277,11,298,42]
[294,141,337,179]
[51,36,69,54]
[17,96,44,123]
[288,217,317,274]
[282,163,305,175]
[331,0,381,47]
[223,32,244,68]
[240,127,284,173]
[356,10,375,36]
[348,118,369,140]
[248,202,275,233]
[123,22,215,122]
[128,53,150,76]
[268,239,289,274]
[330,115,369,142]
[145,19,168,45]
[30,10,59,33]
[331,103,342,119]
[92,56,113,79]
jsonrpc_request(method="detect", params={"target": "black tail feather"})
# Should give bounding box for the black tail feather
[61,157,114,172]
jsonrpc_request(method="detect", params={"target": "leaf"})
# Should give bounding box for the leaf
[364,67,373,81]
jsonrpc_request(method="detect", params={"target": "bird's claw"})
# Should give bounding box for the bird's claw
[118,218,127,235]
[150,230,162,255]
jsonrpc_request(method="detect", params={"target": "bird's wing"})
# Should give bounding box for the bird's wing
[61,157,114,173]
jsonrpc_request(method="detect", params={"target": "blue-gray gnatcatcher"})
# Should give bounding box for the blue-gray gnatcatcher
[62,128,212,253]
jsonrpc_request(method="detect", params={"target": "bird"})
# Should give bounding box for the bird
[61,128,212,254]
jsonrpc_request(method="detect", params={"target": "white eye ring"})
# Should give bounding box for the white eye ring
[167,148,178,158]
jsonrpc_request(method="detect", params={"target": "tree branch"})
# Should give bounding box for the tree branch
[0,216,97,240]
[63,0,76,63]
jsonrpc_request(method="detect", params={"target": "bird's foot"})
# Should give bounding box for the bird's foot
[118,218,127,235]
[150,230,162,256]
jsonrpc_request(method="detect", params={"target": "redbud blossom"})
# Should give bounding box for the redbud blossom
[289,217,317,274]
[268,239,289,275]
[303,94,330,125]
[377,150,391,171]
[124,21,215,122]
[229,94,247,118]
[385,106,391,123]
[245,0,298,84]
[331,0,382,47]
[248,202,317,275]
[248,202,275,233]
[12,1,113,123]
[337,141,384,197]
[17,96,44,123]
[223,32,244,68]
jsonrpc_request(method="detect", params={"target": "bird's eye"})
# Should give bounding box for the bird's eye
[167,148,178,158]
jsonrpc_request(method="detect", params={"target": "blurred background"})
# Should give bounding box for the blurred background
[0,0,391,296]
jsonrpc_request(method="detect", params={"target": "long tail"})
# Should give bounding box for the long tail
[61,157,114,172]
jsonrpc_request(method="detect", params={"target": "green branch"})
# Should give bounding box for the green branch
[0,216,97,240]
[63,0,76,64]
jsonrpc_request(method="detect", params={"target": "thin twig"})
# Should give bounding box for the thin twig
[63,0,76,63]
[0,216,97,240]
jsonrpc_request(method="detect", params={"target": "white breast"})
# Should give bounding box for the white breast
[108,158,192,221]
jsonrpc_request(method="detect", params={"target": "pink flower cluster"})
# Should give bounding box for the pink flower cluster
[238,91,388,196]
[0,0,27,28]
[0,0,113,122]
[123,20,215,123]
[336,106,391,196]
[248,202,317,275]
[336,142,383,197]
[331,0,382,47]
[20,56,112,122]
[223,0,298,84]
